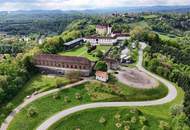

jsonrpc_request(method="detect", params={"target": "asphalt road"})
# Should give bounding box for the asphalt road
[36,42,177,130]
[0,80,89,130]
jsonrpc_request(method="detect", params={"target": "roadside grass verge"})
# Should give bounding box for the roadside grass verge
[0,74,70,125]
[49,107,163,130]
[8,80,167,130]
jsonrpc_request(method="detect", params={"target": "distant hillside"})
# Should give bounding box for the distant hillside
[0,6,190,15]
[81,6,190,14]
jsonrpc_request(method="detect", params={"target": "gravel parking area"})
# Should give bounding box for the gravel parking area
[116,68,159,89]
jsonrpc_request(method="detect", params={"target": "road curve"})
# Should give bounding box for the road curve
[37,42,177,130]
[0,80,89,130]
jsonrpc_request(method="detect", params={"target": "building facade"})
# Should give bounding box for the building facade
[96,24,112,36]
[84,36,117,46]
[64,38,83,50]
[95,71,109,82]
[33,54,92,76]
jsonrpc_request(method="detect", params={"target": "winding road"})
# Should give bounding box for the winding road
[0,42,177,130]
[36,42,177,130]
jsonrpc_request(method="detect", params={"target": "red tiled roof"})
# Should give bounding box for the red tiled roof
[95,71,108,79]
[85,36,116,39]
[34,54,91,65]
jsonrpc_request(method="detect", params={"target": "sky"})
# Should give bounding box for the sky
[0,0,190,11]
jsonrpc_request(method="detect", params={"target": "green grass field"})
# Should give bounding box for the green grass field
[59,45,111,61]
[129,21,149,29]
[0,74,70,125]
[46,85,184,130]
[11,74,70,106]
[8,80,168,130]
[49,107,163,130]
[159,34,179,41]
[143,15,158,19]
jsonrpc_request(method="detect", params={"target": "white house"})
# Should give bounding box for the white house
[84,36,117,46]
[95,71,109,82]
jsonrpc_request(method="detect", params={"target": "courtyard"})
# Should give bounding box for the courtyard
[59,45,111,61]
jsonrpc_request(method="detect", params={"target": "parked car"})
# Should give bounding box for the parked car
[26,95,31,99]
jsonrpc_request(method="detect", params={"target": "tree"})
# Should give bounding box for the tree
[94,61,108,71]
[27,107,38,117]
[139,116,147,125]
[170,105,184,117]
[171,113,190,130]
[95,50,103,58]
[130,26,149,41]
[75,93,82,100]
[64,96,70,103]
[159,121,170,130]
[5,102,14,112]
[99,116,106,124]
[0,88,5,103]
[53,92,61,99]
[184,91,190,122]
[55,78,64,88]
[123,40,130,47]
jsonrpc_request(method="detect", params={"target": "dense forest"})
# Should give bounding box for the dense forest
[0,11,88,35]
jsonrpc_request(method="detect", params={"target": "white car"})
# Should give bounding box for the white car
[26,95,31,99]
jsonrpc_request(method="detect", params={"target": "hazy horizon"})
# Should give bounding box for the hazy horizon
[0,0,190,11]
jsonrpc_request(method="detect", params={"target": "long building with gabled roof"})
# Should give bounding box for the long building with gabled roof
[33,54,92,76]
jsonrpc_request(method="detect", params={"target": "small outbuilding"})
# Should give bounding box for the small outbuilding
[95,71,109,82]
[64,38,83,50]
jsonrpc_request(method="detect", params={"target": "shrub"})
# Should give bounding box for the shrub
[64,96,70,103]
[159,121,170,130]
[53,92,61,99]
[114,113,121,120]
[139,116,147,125]
[27,107,38,117]
[170,105,183,117]
[94,61,108,71]
[99,116,106,124]
[124,125,130,130]
[75,93,82,100]
[131,116,137,123]
[5,102,14,113]
[55,78,64,88]
[141,125,148,130]
[115,122,122,128]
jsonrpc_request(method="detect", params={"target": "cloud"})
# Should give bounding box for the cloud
[0,0,190,11]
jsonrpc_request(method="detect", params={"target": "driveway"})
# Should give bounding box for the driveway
[36,42,177,130]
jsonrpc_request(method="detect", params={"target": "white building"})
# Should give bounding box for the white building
[96,24,112,36]
[95,71,109,82]
[120,47,132,63]
[84,36,117,46]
